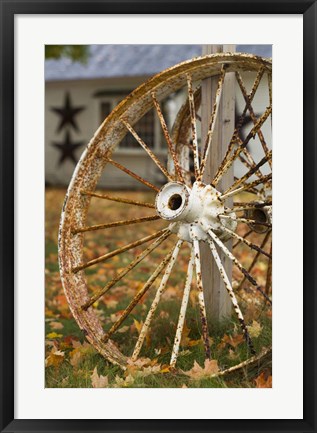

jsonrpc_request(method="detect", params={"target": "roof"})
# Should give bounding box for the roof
[45,44,272,81]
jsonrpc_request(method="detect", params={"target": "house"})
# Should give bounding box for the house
[45,45,272,189]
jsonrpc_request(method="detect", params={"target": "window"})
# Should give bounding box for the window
[121,109,155,149]
[100,101,112,121]
[99,95,165,151]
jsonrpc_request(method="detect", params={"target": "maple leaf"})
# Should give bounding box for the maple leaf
[180,321,191,346]
[218,333,244,350]
[182,359,219,380]
[117,325,129,333]
[126,357,161,378]
[70,341,95,368]
[127,357,152,368]
[46,332,63,339]
[91,367,109,388]
[160,365,172,373]
[255,371,272,388]
[188,339,201,347]
[114,374,135,387]
[248,320,262,339]
[50,321,64,330]
[70,350,82,368]
[45,348,65,368]
[133,319,143,335]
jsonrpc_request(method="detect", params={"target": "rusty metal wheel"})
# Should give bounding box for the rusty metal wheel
[59,53,272,369]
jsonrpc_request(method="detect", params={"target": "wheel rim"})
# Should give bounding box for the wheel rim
[59,53,272,369]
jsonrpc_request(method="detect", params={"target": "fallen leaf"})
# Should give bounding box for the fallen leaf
[135,365,161,378]
[127,357,152,368]
[248,320,262,339]
[46,332,63,339]
[180,321,191,347]
[255,371,272,388]
[114,374,135,387]
[218,333,244,350]
[45,348,65,368]
[182,359,219,380]
[160,365,172,373]
[133,319,143,335]
[91,367,109,388]
[188,339,201,347]
[70,341,95,368]
[70,350,83,368]
[117,325,129,334]
[50,321,64,330]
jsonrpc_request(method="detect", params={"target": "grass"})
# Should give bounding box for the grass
[45,187,272,388]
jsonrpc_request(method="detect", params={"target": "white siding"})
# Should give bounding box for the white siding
[45,73,271,189]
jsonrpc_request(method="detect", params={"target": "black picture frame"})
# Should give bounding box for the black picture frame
[0,1,316,432]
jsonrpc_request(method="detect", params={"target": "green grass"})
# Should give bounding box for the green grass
[45,308,272,388]
[45,187,272,389]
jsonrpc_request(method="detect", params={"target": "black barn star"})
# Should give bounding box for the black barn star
[52,131,85,166]
[51,92,85,132]
[235,103,260,142]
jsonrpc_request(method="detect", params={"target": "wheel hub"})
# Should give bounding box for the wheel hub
[155,181,237,242]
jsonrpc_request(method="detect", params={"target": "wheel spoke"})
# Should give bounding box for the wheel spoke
[221,173,272,200]
[265,241,273,294]
[81,230,171,310]
[219,214,271,228]
[151,92,184,182]
[199,65,226,180]
[103,241,179,342]
[80,190,155,208]
[170,248,194,367]
[213,106,272,186]
[131,239,183,360]
[204,225,272,305]
[233,200,272,209]
[229,206,269,213]
[249,67,266,100]
[187,74,200,179]
[237,230,271,291]
[268,73,272,112]
[236,71,272,168]
[191,237,211,359]
[106,158,160,192]
[73,215,160,234]
[72,228,169,273]
[206,238,256,354]
[121,118,173,181]
[233,176,262,196]
[210,67,265,187]
[219,225,272,259]
[224,151,272,194]
[239,147,266,180]
[233,229,253,249]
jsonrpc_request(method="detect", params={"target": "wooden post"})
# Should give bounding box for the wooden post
[200,44,235,323]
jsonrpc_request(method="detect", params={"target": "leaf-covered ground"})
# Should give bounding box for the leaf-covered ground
[45,187,272,388]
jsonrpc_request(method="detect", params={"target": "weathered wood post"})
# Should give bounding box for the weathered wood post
[200,44,235,323]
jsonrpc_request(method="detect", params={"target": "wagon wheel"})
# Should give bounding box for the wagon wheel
[171,81,272,297]
[59,53,272,369]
